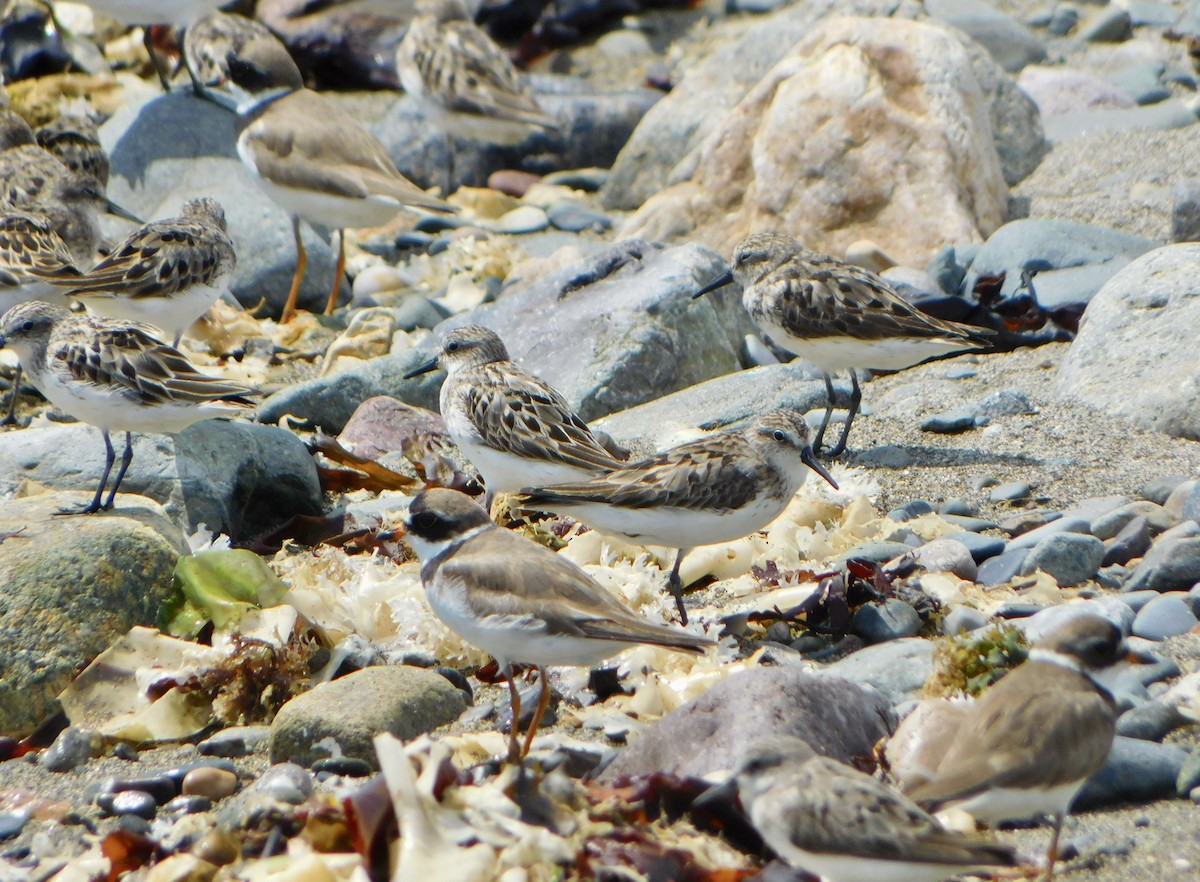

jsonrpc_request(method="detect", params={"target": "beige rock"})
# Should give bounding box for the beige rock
[620,16,1007,267]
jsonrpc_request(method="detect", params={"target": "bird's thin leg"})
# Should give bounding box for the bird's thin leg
[75,430,115,515]
[172,331,183,348]
[281,215,306,324]
[812,371,837,454]
[667,548,691,625]
[825,370,861,458]
[521,666,551,757]
[505,663,522,764]
[102,432,135,510]
[1040,813,1065,882]
[2,365,23,426]
[143,27,174,91]
[325,229,345,315]
[446,132,456,196]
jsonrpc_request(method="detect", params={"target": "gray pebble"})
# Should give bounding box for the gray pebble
[944,366,977,380]
[971,475,999,491]
[1008,516,1092,551]
[940,515,1001,533]
[543,168,609,191]
[1075,737,1188,810]
[1103,516,1152,567]
[921,409,977,434]
[851,600,922,644]
[1116,698,1189,741]
[842,540,915,563]
[547,202,613,233]
[1076,6,1131,42]
[39,727,100,773]
[161,795,213,816]
[1020,532,1105,586]
[414,214,470,233]
[1132,594,1199,640]
[855,445,913,468]
[1177,750,1200,798]
[491,205,549,234]
[990,482,1032,503]
[976,548,1030,585]
[1047,5,1079,35]
[944,531,1006,562]
[1142,474,1189,505]
[975,390,1037,417]
[939,498,976,517]
[1018,597,1136,642]
[942,606,988,635]
[312,757,374,777]
[912,538,978,579]
[0,812,24,839]
[1117,590,1163,613]
[198,725,270,758]
[109,775,176,805]
[1123,522,1200,592]
[256,763,314,804]
[765,621,793,644]
[887,500,935,522]
[1000,510,1062,536]
[98,790,158,820]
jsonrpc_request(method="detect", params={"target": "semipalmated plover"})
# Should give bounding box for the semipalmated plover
[695,232,991,457]
[907,615,1131,881]
[0,301,256,513]
[401,487,714,762]
[710,735,1019,882]
[221,37,454,322]
[60,197,235,345]
[404,325,623,509]
[515,409,838,623]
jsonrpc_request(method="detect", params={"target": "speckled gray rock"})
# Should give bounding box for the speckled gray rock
[0,421,322,539]
[0,495,186,737]
[1132,594,1199,640]
[1074,737,1189,810]
[1123,521,1200,593]
[432,240,750,421]
[820,638,936,704]
[100,91,338,317]
[597,667,895,781]
[1020,533,1105,586]
[1060,246,1200,441]
[269,667,468,769]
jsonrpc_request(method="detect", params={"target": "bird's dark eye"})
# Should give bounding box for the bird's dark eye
[446,341,460,353]
[772,429,786,442]
[413,511,440,531]
[21,321,33,332]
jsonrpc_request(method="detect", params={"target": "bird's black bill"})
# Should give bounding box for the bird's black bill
[692,268,734,299]
[403,356,440,380]
[104,198,143,224]
[802,446,839,490]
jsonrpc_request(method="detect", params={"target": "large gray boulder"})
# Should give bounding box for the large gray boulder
[1058,244,1200,441]
[0,495,186,736]
[0,420,322,539]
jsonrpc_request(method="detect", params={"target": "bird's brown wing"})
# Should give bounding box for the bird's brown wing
[67,220,233,299]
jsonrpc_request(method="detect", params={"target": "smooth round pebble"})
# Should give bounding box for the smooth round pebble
[111,776,176,805]
[182,767,238,801]
[490,205,549,234]
[912,538,977,579]
[542,168,609,191]
[990,481,1032,503]
[0,812,25,839]
[1021,532,1105,586]
[311,757,374,777]
[256,763,314,804]
[920,409,977,434]
[99,790,157,820]
[939,498,976,517]
[193,829,240,866]
[851,599,922,644]
[887,499,935,522]
[487,169,541,197]
[162,795,213,816]
[942,606,988,635]
[547,202,612,233]
[39,727,99,773]
[1132,594,1199,641]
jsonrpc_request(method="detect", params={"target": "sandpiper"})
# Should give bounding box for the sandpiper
[60,197,236,345]
[907,615,1134,881]
[402,487,714,762]
[515,409,838,623]
[404,324,623,509]
[695,232,992,457]
[709,735,1019,882]
[220,36,454,322]
[35,115,110,189]
[0,301,256,513]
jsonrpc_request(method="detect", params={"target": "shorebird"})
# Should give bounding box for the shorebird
[695,232,992,457]
[402,487,713,762]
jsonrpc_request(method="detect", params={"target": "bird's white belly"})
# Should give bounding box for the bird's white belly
[770,849,970,882]
[542,492,791,550]
[78,272,229,339]
[761,320,972,372]
[952,779,1084,824]
[0,283,69,315]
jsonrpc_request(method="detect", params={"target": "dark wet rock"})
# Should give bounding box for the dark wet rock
[1104,517,1153,567]
[1132,594,1199,640]
[598,667,895,781]
[100,91,338,317]
[0,496,185,737]
[1074,737,1189,810]
[97,790,158,820]
[1020,533,1105,586]
[258,347,443,434]
[976,548,1029,585]
[821,638,936,705]
[312,757,374,777]
[851,600,923,644]
[436,240,750,421]
[107,775,177,805]
[198,726,270,758]
[1123,521,1200,593]
[269,666,468,769]
[0,421,321,538]
[39,727,102,773]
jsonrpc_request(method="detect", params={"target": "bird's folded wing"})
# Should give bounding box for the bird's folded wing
[68,221,230,298]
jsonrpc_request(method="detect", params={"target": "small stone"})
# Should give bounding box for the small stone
[1102,517,1153,568]
[887,500,936,522]
[942,606,988,635]
[921,409,977,434]
[435,666,473,701]
[851,600,922,644]
[1000,510,1062,536]
[765,621,793,644]
[499,681,558,736]
[1076,6,1131,42]
[197,725,269,758]
[975,390,1036,417]
[1047,5,1079,35]
[547,202,613,233]
[971,475,999,491]
[1093,502,1176,540]
[193,828,240,866]
[854,445,913,468]
[1116,698,1188,741]
[911,538,978,580]
[39,727,100,772]
[111,776,176,805]
[1074,737,1188,810]
[490,205,549,234]
[842,540,915,563]
[1177,750,1200,798]
[976,548,1029,586]
[1142,474,1188,505]
[990,481,1032,503]
[939,515,1000,533]
[414,213,469,233]
[1018,598,1136,643]
[821,639,935,705]
[0,812,25,839]
[256,763,314,804]
[944,531,1006,563]
[182,767,238,801]
[1123,522,1200,593]
[311,757,374,777]
[1008,516,1092,551]
[486,169,541,198]
[1132,594,1199,641]
[164,758,237,789]
[944,366,977,380]
[1117,590,1161,613]
[1020,532,1105,586]
[939,498,976,517]
[543,168,609,192]
[98,790,158,820]
[1164,480,1200,524]
[161,795,213,816]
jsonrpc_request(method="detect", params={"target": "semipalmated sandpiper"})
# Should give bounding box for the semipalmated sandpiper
[404,324,624,509]
[516,409,837,623]
[709,735,1018,882]
[35,115,110,189]
[220,37,455,322]
[60,197,236,345]
[0,301,256,513]
[402,487,714,761]
[908,616,1134,881]
[696,232,992,457]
